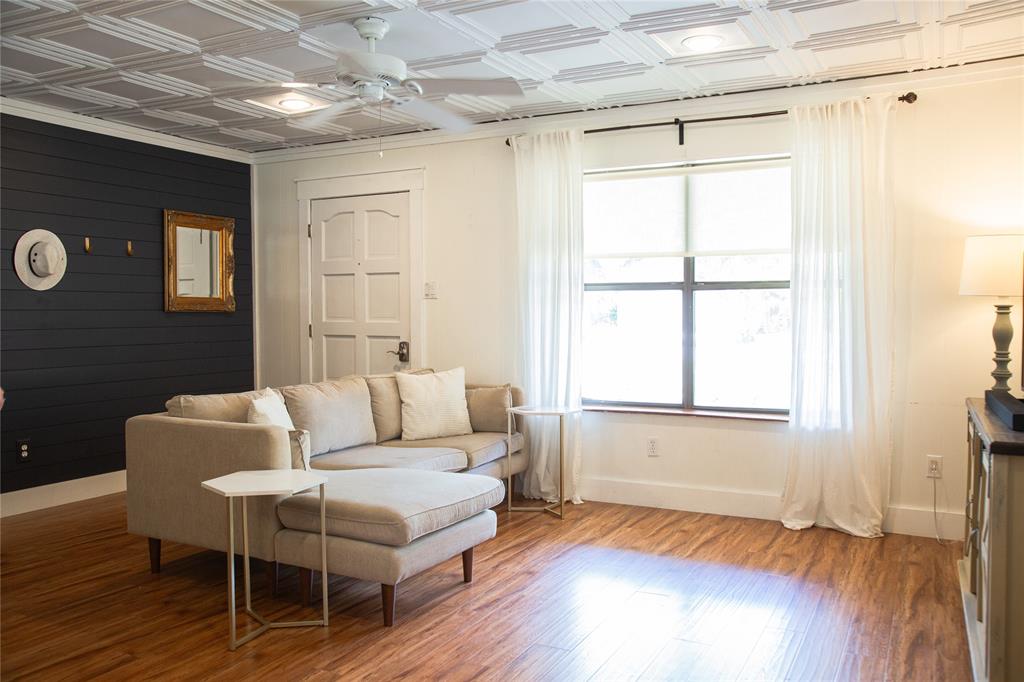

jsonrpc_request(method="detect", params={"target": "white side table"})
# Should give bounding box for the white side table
[202,469,329,650]
[507,406,581,519]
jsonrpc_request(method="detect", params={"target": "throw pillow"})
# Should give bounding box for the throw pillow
[365,368,434,443]
[247,392,295,430]
[465,384,512,433]
[395,367,473,440]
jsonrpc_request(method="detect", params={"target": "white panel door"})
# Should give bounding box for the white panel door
[310,192,410,380]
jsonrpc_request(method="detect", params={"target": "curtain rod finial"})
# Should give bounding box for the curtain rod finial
[899,92,917,104]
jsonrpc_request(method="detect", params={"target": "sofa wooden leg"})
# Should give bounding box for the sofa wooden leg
[148,538,161,574]
[265,560,278,597]
[382,584,396,627]
[462,548,474,583]
[299,568,312,607]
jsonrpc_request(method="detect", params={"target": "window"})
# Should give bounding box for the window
[582,160,792,413]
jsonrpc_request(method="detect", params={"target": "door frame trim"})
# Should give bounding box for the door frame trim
[296,168,425,382]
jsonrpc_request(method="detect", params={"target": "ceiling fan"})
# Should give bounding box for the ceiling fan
[221,17,524,132]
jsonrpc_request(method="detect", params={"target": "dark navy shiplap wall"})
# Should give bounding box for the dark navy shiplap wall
[0,114,253,493]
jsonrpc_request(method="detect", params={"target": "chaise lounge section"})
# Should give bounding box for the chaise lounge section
[276,468,504,625]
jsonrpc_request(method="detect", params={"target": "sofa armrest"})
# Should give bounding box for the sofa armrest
[126,414,291,562]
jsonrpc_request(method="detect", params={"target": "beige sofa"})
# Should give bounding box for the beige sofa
[126,373,527,573]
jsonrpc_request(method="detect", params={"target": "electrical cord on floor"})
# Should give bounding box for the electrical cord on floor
[933,477,948,545]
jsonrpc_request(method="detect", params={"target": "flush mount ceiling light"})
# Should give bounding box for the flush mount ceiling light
[244,91,330,115]
[278,97,312,111]
[682,34,724,52]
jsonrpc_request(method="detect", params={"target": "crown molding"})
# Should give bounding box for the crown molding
[0,96,254,164]
[252,57,1024,166]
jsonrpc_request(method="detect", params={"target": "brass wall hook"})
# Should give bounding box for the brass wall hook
[84,237,91,254]
[126,240,133,256]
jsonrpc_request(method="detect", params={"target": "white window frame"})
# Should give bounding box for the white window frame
[582,157,791,414]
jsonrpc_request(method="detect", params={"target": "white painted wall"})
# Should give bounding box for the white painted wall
[252,72,1023,538]
[254,136,519,389]
[888,76,1024,533]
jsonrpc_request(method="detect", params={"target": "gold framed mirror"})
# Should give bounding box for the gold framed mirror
[164,210,235,312]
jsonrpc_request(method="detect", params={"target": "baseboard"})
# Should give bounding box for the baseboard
[0,470,126,518]
[578,475,782,521]
[579,475,965,540]
[0,470,965,540]
[883,503,964,540]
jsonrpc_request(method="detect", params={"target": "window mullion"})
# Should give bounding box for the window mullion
[683,258,694,410]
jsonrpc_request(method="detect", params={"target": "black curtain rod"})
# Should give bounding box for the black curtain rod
[505,91,916,146]
[588,108,786,136]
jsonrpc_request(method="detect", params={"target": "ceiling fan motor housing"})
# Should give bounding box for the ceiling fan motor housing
[338,51,407,89]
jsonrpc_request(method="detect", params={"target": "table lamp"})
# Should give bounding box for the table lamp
[959,234,1024,390]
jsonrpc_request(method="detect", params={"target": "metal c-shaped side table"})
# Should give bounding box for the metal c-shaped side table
[202,469,329,650]
[506,405,581,519]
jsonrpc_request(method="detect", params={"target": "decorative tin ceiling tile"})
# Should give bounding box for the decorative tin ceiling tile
[1,0,1020,151]
[126,2,255,42]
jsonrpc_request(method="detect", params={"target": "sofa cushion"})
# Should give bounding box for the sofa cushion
[281,377,376,457]
[275,510,497,586]
[165,387,277,423]
[310,444,466,472]
[276,468,504,546]
[364,369,434,443]
[395,367,472,440]
[382,431,524,469]
[465,385,512,433]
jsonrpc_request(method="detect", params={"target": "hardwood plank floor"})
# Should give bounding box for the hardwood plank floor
[0,494,969,681]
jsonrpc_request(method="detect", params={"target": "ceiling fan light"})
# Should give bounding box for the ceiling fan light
[682,34,724,52]
[278,97,313,111]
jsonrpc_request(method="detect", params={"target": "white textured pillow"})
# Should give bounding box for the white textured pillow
[247,392,295,430]
[395,367,473,440]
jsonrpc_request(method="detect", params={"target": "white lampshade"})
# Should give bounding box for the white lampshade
[959,234,1024,297]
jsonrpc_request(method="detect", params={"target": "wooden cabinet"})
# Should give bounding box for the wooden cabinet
[962,398,1024,682]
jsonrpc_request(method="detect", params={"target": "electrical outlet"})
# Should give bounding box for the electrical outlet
[646,437,659,457]
[926,454,943,479]
[16,438,30,462]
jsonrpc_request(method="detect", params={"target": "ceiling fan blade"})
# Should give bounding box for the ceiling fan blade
[298,99,361,127]
[412,77,523,97]
[205,80,278,88]
[394,97,473,133]
[206,80,321,89]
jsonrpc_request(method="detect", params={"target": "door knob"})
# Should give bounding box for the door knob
[386,341,410,363]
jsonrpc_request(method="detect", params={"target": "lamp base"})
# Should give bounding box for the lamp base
[991,303,1014,391]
